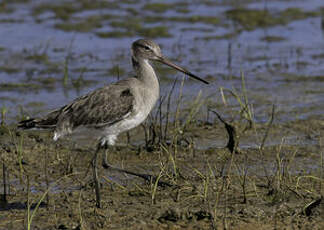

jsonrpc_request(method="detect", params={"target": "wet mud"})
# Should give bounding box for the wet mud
[0,0,324,229]
[0,116,323,229]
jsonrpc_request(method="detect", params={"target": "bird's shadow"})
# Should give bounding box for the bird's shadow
[0,196,46,211]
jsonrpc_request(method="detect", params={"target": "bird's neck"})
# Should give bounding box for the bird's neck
[132,57,159,88]
[132,57,160,112]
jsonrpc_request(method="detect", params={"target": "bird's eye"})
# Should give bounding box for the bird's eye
[144,46,150,51]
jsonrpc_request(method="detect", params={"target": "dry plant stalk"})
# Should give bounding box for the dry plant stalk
[211,110,239,154]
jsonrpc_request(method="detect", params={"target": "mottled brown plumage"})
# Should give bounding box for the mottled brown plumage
[18,39,208,208]
[19,79,135,139]
[56,80,134,134]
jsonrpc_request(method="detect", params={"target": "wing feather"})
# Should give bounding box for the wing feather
[56,80,135,132]
[18,79,135,136]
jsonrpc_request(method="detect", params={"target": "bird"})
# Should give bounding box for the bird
[18,39,209,208]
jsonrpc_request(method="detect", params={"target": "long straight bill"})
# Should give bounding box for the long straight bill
[157,56,209,85]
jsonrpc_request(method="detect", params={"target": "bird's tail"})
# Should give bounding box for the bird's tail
[18,118,56,130]
[18,118,37,129]
[18,109,61,130]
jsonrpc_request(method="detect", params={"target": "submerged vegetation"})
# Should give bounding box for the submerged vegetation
[142,3,175,13]
[0,82,40,91]
[0,0,323,229]
[55,18,102,33]
[0,2,15,14]
[29,0,320,38]
[198,32,238,40]
[143,15,221,25]
[32,2,78,21]
[54,14,113,32]
[53,14,172,38]
[0,66,20,74]
[279,73,324,82]
[107,20,171,38]
[226,7,319,31]
[260,35,286,42]
[107,65,125,78]
[0,75,323,229]
[32,1,119,20]
[142,2,189,14]
[96,26,171,38]
[96,31,134,38]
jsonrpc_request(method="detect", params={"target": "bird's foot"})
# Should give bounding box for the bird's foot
[101,162,174,188]
[102,161,110,169]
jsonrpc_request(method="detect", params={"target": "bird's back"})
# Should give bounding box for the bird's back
[19,78,137,140]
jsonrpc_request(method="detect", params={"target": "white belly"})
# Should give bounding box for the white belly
[97,109,148,145]
[106,110,148,135]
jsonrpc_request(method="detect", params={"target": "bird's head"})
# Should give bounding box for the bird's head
[131,39,162,61]
[131,39,209,85]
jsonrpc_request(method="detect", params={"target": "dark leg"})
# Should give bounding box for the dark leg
[92,143,101,208]
[101,143,110,169]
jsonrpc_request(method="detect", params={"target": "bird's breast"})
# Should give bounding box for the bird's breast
[104,109,147,136]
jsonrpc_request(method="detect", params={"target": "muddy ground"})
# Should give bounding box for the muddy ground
[0,116,323,230]
[0,0,324,229]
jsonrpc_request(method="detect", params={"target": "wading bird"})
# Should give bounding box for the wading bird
[18,39,209,208]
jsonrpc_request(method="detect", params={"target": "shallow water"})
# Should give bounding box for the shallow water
[1,3,323,229]
[0,0,323,135]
